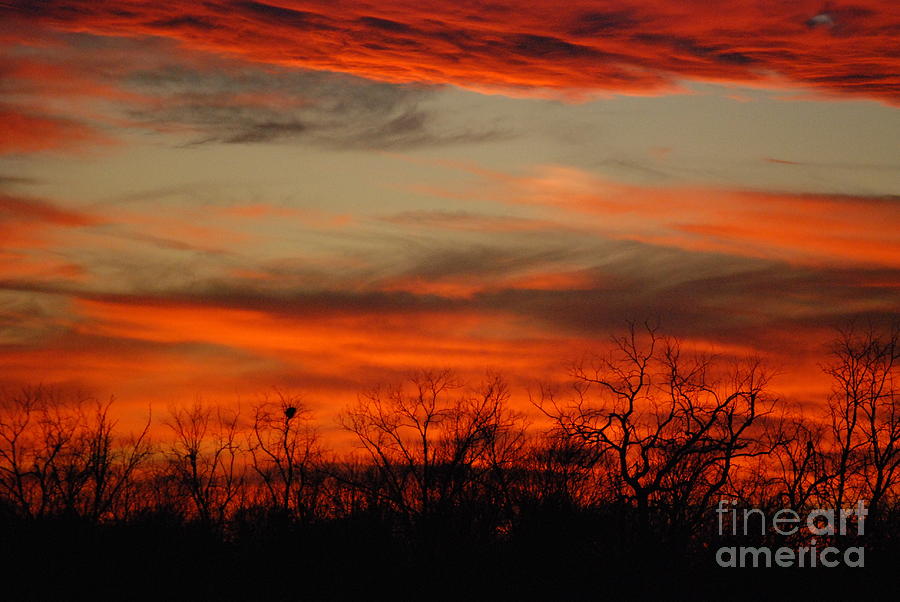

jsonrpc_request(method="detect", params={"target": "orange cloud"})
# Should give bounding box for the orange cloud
[3,0,898,102]
[0,107,112,155]
[70,296,555,371]
[451,164,900,268]
[0,292,589,425]
[0,287,852,436]
[0,251,87,282]
[0,193,102,258]
[380,269,597,299]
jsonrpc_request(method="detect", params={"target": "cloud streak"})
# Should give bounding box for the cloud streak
[124,66,508,148]
[3,0,899,102]
[429,163,900,268]
[0,106,112,155]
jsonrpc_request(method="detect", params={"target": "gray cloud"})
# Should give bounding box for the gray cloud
[125,66,510,149]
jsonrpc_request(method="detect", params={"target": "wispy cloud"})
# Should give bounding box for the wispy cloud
[0,192,101,227]
[124,66,508,148]
[425,163,900,268]
[0,105,113,155]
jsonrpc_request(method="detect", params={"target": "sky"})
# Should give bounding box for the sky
[0,0,898,429]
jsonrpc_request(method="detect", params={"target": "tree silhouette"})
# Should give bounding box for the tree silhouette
[537,322,779,541]
[0,387,151,520]
[165,400,244,526]
[1,322,898,600]
[339,370,526,534]
[823,323,900,518]
[248,390,323,520]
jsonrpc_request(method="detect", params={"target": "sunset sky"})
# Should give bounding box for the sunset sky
[1,0,898,429]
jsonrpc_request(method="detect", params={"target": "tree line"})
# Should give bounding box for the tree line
[1,322,897,598]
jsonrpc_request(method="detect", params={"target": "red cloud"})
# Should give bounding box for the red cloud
[3,0,898,102]
[0,107,111,155]
[0,192,102,252]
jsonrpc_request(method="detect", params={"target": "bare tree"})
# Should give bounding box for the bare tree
[0,386,73,518]
[165,400,244,525]
[435,373,528,522]
[823,323,900,516]
[79,400,153,521]
[768,412,829,511]
[248,390,322,520]
[340,369,459,519]
[537,323,779,539]
[339,370,526,528]
[0,387,153,520]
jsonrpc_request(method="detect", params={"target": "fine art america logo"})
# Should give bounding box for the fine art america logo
[714,500,867,568]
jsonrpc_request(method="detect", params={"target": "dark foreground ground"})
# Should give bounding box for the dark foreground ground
[2,508,896,601]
